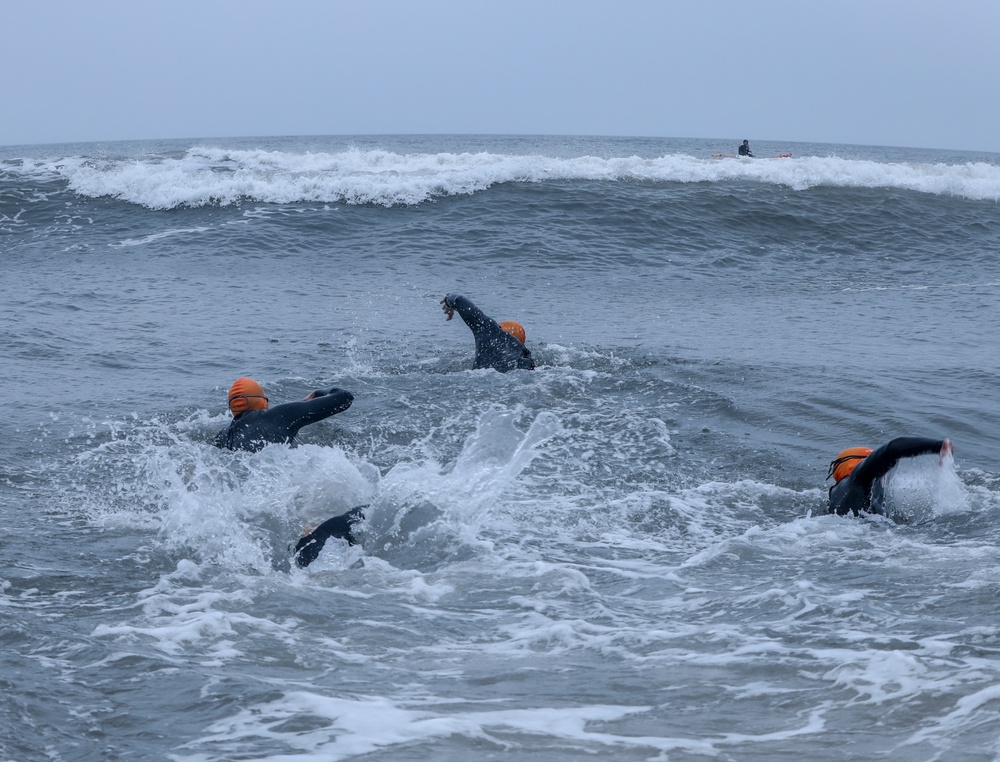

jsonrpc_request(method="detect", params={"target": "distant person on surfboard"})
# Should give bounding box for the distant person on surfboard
[440,292,535,372]
[738,139,754,157]
[214,377,353,452]
[826,437,953,516]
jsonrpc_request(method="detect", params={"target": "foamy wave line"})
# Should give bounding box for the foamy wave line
[26,147,1000,208]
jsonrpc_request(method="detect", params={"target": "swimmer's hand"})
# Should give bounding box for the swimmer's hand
[440,296,455,321]
[939,438,953,463]
[304,387,336,401]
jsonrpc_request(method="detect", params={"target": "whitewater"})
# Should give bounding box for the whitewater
[2,134,1000,761]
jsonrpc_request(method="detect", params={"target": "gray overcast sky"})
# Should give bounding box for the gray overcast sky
[4,0,998,152]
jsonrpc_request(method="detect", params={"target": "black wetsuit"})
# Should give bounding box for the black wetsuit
[214,387,354,452]
[294,505,366,567]
[828,437,947,516]
[444,293,534,373]
[738,143,754,157]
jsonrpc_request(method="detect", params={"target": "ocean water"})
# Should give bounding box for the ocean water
[2,134,1000,761]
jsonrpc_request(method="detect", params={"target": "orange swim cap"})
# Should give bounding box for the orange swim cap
[499,320,526,344]
[828,447,873,482]
[228,377,269,415]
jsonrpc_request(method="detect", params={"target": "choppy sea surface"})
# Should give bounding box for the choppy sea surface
[3,134,1000,761]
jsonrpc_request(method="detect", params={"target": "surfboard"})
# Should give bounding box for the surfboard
[711,153,792,159]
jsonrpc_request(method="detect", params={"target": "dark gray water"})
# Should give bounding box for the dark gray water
[3,135,1000,760]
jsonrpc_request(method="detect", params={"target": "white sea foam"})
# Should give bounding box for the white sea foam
[55,402,1000,761]
[18,147,1000,209]
[181,693,682,760]
[882,452,968,523]
[110,226,213,247]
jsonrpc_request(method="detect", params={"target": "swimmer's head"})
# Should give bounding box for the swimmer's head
[228,377,269,415]
[827,447,873,483]
[499,320,526,344]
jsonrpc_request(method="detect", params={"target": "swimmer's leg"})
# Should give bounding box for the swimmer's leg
[294,505,367,568]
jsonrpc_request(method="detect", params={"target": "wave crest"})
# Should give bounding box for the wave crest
[14,146,1000,209]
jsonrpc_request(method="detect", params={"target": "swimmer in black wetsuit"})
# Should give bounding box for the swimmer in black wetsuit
[827,437,953,516]
[440,293,535,372]
[293,505,366,567]
[214,377,354,452]
[738,139,754,157]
